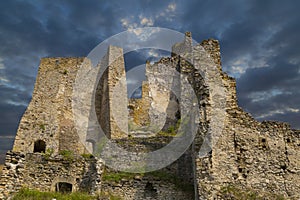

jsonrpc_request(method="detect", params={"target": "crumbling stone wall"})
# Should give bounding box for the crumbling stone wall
[102,177,194,200]
[197,109,300,199]
[96,46,129,139]
[0,151,103,199]
[146,59,180,132]
[128,59,180,135]
[128,82,151,128]
[189,38,300,199]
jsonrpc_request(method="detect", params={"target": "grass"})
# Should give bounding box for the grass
[12,188,123,200]
[59,150,74,161]
[102,171,136,182]
[81,153,94,159]
[39,124,46,131]
[12,188,96,200]
[0,164,3,175]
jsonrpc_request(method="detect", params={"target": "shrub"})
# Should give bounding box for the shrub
[39,124,46,131]
[59,150,74,161]
[81,153,93,159]
[43,148,54,160]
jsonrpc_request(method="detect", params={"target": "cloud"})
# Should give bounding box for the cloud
[155,2,177,21]
[121,15,154,32]
[139,16,154,26]
[167,3,176,12]
[0,58,9,84]
[120,2,179,34]
[0,135,15,139]
[0,58,4,70]
[236,59,300,129]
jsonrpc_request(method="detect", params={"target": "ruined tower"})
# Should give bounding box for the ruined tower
[12,57,88,155]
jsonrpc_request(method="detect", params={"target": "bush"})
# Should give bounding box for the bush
[39,124,46,131]
[43,148,54,160]
[81,153,94,159]
[59,150,74,161]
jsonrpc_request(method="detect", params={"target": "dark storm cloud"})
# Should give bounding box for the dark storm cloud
[0,103,26,136]
[264,112,300,130]
[180,0,250,41]
[236,59,300,129]
[0,0,121,60]
[223,1,300,129]
[0,138,15,151]
[237,60,299,93]
[0,138,15,162]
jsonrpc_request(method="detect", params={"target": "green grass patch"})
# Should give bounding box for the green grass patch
[12,188,96,200]
[42,148,54,160]
[63,69,68,75]
[102,171,136,182]
[59,150,74,161]
[81,153,94,159]
[39,124,46,131]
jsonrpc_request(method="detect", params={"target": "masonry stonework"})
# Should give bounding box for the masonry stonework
[96,45,129,139]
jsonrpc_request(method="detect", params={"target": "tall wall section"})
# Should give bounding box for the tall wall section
[128,82,151,128]
[171,33,299,199]
[12,57,90,155]
[96,46,128,139]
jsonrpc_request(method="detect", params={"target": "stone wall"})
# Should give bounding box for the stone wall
[190,38,300,199]
[101,165,194,200]
[128,82,151,128]
[96,45,128,139]
[146,59,180,132]
[196,109,300,199]
[102,177,193,200]
[128,59,180,135]
[0,151,103,199]
[107,46,129,139]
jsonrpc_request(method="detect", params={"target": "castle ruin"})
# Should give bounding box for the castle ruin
[0,33,299,200]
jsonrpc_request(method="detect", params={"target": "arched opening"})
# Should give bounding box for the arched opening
[55,182,73,193]
[33,140,46,153]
